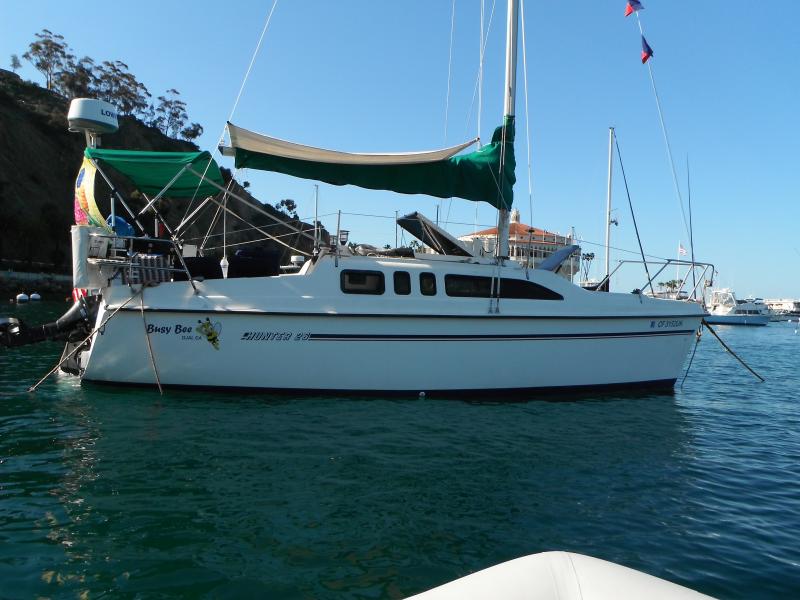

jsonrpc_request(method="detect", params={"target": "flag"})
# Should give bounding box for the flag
[641,36,654,63]
[625,1,643,17]
[678,243,687,256]
[73,157,108,228]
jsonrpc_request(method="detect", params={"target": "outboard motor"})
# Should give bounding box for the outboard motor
[0,296,100,348]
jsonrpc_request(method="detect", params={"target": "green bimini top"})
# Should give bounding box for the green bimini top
[84,148,224,198]
[226,116,515,210]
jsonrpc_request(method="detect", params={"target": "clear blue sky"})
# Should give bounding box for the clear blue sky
[2,1,798,296]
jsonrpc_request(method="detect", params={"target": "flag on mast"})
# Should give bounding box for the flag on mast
[678,242,687,256]
[625,1,644,17]
[641,36,654,63]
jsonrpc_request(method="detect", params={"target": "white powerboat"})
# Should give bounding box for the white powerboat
[705,289,769,326]
[0,1,705,395]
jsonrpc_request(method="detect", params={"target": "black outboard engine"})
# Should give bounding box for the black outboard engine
[0,296,100,348]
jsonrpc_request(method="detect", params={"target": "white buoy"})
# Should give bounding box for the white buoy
[15,293,29,303]
[29,292,41,301]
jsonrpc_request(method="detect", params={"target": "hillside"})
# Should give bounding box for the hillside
[0,69,319,274]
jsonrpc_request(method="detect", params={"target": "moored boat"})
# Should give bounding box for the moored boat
[705,289,769,326]
[1,0,706,395]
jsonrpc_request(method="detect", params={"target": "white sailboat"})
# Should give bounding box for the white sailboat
[1,0,704,394]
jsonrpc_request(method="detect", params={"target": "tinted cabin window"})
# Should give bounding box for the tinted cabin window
[394,271,411,295]
[341,270,385,294]
[444,275,563,300]
[500,278,563,300]
[445,275,492,297]
[420,272,437,296]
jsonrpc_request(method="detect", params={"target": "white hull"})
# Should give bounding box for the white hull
[83,310,699,393]
[409,552,710,599]
[704,314,769,327]
[79,255,703,394]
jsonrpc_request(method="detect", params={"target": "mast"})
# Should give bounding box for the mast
[497,0,519,260]
[604,126,614,287]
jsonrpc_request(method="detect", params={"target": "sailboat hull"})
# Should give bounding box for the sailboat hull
[82,308,700,395]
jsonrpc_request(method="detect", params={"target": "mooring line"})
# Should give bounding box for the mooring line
[680,328,702,388]
[140,292,163,395]
[702,319,765,382]
[27,290,142,393]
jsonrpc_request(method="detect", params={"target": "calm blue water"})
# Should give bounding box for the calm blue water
[1,302,798,598]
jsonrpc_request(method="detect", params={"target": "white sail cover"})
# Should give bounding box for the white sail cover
[226,122,477,166]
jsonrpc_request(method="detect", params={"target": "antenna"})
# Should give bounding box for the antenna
[67,98,119,148]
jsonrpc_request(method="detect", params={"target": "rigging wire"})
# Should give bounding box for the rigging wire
[443,0,456,143]
[181,0,280,224]
[520,0,534,234]
[445,0,496,231]
[613,132,654,293]
[635,12,691,241]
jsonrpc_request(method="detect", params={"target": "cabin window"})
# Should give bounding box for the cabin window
[420,272,437,296]
[394,271,411,295]
[341,270,385,295]
[500,278,563,300]
[445,275,492,297]
[444,275,563,300]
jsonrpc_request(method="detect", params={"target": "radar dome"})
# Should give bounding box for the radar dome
[67,98,119,134]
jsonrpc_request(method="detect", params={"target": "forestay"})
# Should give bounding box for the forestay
[225,117,516,210]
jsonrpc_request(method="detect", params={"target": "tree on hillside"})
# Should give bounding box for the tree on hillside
[274,199,298,219]
[181,122,204,141]
[95,60,151,115]
[53,56,97,99]
[22,29,71,90]
[10,54,21,73]
[154,89,188,137]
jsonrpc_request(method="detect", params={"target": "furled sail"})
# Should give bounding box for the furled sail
[226,117,515,209]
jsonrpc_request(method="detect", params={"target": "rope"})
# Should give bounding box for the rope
[635,13,691,241]
[28,291,143,392]
[680,328,702,388]
[703,320,765,382]
[140,292,163,395]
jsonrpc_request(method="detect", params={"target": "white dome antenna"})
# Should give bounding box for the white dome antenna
[67,98,119,148]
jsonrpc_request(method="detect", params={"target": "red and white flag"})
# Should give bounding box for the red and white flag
[678,243,687,256]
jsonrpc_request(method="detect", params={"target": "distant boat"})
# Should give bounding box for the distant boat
[15,293,29,304]
[29,292,41,301]
[705,289,769,326]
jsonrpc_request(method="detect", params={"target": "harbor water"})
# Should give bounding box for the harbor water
[1,302,798,598]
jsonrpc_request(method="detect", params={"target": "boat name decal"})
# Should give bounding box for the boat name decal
[241,331,311,342]
[651,319,683,328]
[145,320,222,350]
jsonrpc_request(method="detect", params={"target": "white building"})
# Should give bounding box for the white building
[457,209,579,278]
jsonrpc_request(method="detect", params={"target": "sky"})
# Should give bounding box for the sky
[2,1,798,297]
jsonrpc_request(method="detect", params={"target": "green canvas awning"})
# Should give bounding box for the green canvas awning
[84,148,224,198]
[227,117,515,210]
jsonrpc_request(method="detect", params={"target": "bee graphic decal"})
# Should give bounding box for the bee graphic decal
[197,318,221,350]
